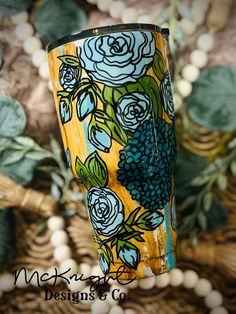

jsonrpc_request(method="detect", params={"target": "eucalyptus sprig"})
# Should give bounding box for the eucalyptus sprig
[178,144,236,240]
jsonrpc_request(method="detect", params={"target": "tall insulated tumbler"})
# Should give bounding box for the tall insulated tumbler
[48,24,177,280]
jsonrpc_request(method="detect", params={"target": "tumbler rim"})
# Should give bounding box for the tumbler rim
[47,23,169,53]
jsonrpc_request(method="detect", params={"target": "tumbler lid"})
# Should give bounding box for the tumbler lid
[47,23,169,53]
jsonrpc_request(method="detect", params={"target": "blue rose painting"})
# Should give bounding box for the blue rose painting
[80,32,155,87]
[87,187,124,236]
[116,92,152,132]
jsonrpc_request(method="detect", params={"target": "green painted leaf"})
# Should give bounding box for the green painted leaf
[57,91,70,97]
[126,207,142,225]
[0,148,38,185]
[103,76,162,119]
[188,65,236,132]
[75,156,92,190]
[85,151,108,187]
[119,231,144,242]
[58,55,80,67]
[34,0,87,44]
[0,208,16,270]
[175,148,209,198]
[152,49,167,81]
[0,96,26,137]
[0,0,32,16]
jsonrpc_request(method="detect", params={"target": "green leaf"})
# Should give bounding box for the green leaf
[0,96,26,137]
[0,41,3,70]
[34,0,87,44]
[51,172,64,188]
[204,198,228,231]
[152,49,167,81]
[190,175,210,187]
[75,156,100,190]
[14,136,37,147]
[0,0,32,16]
[50,136,62,156]
[85,151,108,187]
[57,91,70,97]
[126,207,142,225]
[0,148,38,185]
[119,231,144,242]
[176,2,192,19]
[50,183,61,200]
[197,211,207,230]
[58,55,80,67]
[26,151,51,161]
[175,148,209,198]
[203,192,213,212]
[188,65,236,132]
[217,173,228,192]
[2,150,26,165]
[0,208,16,270]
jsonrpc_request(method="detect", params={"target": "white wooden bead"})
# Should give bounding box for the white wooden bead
[39,62,50,80]
[126,279,138,289]
[23,37,42,55]
[0,273,15,292]
[111,284,128,295]
[182,64,200,82]
[137,15,152,24]
[53,245,71,262]
[192,10,205,26]
[15,268,30,288]
[91,299,110,314]
[15,23,34,40]
[67,276,86,291]
[180,18,196,35]
[32,49,47,67]
[197,33,214,52]
[176,79,192,98]
[60,258,78,275]
[80,286,97,304]
[124,310,136,314]
[11,12,29,24]
[30,267,46,287]
[46,266,61,285]
[87,0,98,4]
[210,307,228,314]
[47,216,65,231]
[156,272,170,288]
[50,230,68,247]
[106,291,119,306]
[205,290,223,309]
[79,263,92,278]
[190,49,208,69]
[173,93,182,112]
[121,8,138,24]
[183,270,199,289]
[90,264,104,278]
[194,278,212,297]
[192,0,210,13]
[97,0,113,12]
[109,305,124,314]
[109,1,126,19]
[138,276,156,290]
[169,268,184,287]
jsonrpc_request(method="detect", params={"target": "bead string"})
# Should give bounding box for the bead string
[0,214,228,314]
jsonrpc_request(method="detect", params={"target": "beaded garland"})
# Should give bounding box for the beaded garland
[0,215,228,314]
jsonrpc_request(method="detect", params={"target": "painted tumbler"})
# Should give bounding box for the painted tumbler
[48,24,177,280]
